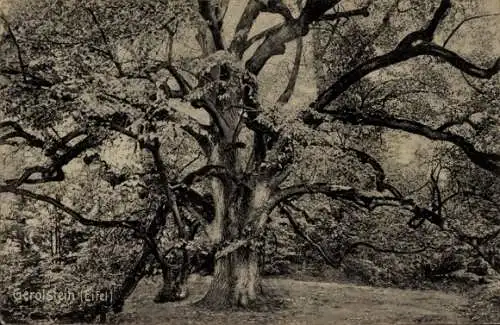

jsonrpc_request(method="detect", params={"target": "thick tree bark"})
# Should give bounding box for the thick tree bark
[196,112,264,308]
[199,176,269,308]
[233,249,260,306]
[198,248,261,308]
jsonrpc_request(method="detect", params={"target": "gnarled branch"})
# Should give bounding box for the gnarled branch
[345,147,402,198]
[0,121,45,148]
[0,185,140,230]
[5,134,103,186]
[246,0,362,74]
[318,109,500,176]
[229,0,267,56]
[310,0,499,110]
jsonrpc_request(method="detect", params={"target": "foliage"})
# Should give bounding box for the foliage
[0,0,499,320]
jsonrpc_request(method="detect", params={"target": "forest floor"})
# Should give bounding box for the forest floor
[108,275,470,325]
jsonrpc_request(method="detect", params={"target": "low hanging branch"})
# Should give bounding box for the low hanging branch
[214,161,445,260]
[6,166,65,186]
[0,184,140,230]
[280,203,338,267]
[216,180,439,260]
[0,121,45,148]
[0,184,178,275]
[316,109,500,176]
[283,200,433,261]
[269,183,407,212]
[5,133,104,186]
[1,110,179,189]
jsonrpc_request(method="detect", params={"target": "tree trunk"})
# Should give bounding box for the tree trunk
[198,248,261,308]
[233,249,260,307]
[111,248,153,312]
[154,249,189,303]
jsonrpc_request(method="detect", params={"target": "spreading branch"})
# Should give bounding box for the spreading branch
[0,121,45,148]
[316,109,500,175]
[0,184,175,280]
[239,5,368,62]
[218,181,438,260]
[280,203,338,267]
[245,0,368,74]
[270,183,405,212]
[6,166,65,186]
[5,133,103,186]
[0,185,141,231]
[310,0,499,110]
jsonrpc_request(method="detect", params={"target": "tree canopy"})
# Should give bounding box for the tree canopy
[0,0,499,321]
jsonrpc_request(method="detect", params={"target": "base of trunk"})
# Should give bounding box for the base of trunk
[154,281,188,303]
[154,249,190,303]
[196,250,262,309]
[154,267,189,303]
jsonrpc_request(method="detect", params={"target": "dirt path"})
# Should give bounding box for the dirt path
[114,276,468,325]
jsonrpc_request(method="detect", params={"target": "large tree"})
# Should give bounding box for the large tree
[1,0,499,314]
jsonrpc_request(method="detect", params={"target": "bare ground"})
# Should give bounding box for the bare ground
[108,276,470,325]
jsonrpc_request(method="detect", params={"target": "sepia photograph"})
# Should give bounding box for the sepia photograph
[0,0,499,324]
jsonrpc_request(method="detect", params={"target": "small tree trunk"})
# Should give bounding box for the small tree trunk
[154,249,189,303]
[111,250,153,312]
